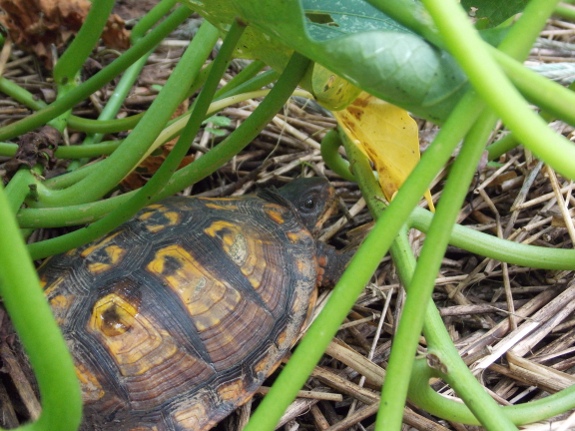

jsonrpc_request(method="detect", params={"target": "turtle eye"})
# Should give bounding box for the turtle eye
[303,197,316,210]
[299,192,320,213]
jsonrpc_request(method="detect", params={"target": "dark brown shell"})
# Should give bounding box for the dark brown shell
[38,194,320,430]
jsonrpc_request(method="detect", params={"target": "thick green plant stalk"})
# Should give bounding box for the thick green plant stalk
[5,72,80,215]
[320,130,356,182]
[0,140,123,159]
[67,53,150,171]
[488,47,575,127]
[408,207,575,270]
[0,183,82,431]
[53,0,116,86]
[130,0,178,42]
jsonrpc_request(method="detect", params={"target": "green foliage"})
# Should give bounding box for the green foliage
[182,0,469,123]
[203,115,232,136]
[461,0,530,27]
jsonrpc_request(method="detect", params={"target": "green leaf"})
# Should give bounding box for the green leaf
[461,0,529,28]
[203,115,232,128]
[182,0,470,123]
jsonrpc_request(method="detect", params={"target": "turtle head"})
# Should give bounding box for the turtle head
[277,177,337,236]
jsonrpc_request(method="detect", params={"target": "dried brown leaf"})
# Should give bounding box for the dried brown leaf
[0,0,130,68]
[5,126,60,176]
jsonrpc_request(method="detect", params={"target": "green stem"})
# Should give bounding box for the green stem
[409,357,575,425]
[4,168,39,215]
[408,206,575,270]
[486,133,518,160]
[14,71,287,226]
[0,76,146,134]
[377,109,499,429]
[320,130,355,182]
[0,183,82,431]
[554,3,575,21]
[63,0,180,165]
[53,0,116,86]
[380,110,518,431]
[26,19,235,259]
[0,6,192,141]
[214,60,266,97]
[130,0,178,42]
[68,51,151,170]
[489,46,575,127]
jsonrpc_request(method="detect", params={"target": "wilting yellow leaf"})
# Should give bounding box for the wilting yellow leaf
[334,92,435,211]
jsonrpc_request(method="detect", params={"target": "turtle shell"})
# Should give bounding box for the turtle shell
[37,189,325,430]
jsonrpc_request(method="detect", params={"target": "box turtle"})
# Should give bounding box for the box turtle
[34,177,349,430]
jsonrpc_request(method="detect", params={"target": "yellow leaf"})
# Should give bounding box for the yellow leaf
[333,92,435,211]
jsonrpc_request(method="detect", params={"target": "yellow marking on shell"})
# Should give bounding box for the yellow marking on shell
[139,205,180,233]
[204,220,268,290]
[49,294,74,325]
[65,248,77,256]
[75,362,105,403]
[253,352,272,374]
[287,231,304,244]
[42,275,64,296]
[163,211,180,226]
[86,245,127,274]
[146,245,240,332]
[80,232,121,258]
[199,196,242,202]
[204,220,251,264]
[106,245,125,263]
[276,328,288,347]
[217,378,245,402]
[39,276,48,289]
[264,205,285,224]
[138,211,155,221]
[204,202,239,211]
[203,220,236,239]
[87,262,111,275]
[173,399,210,431]
[247,276,261,289]
[145,224,165,233]
[88,293,178,376]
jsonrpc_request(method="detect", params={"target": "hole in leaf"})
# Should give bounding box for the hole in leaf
[305,12,340,27]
